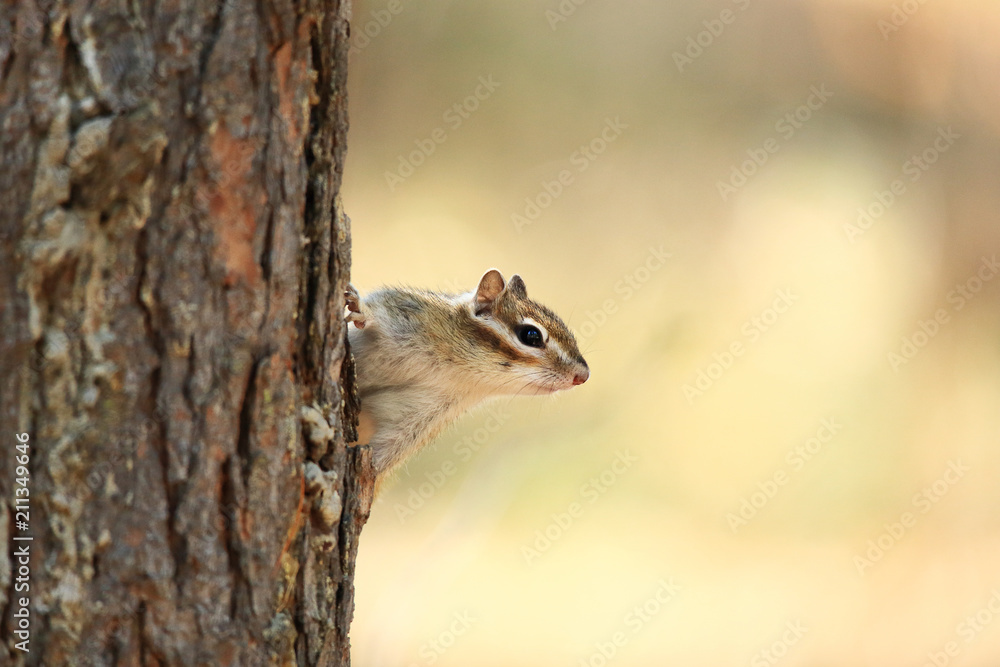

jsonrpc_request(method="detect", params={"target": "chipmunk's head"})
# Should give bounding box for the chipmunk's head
[462,268,589,395]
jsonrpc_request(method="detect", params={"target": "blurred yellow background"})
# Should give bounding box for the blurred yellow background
[342,1,1000,665]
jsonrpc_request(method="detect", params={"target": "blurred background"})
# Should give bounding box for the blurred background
[342,1,1000,665]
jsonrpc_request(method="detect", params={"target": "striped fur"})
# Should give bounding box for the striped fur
[347,269,589,475]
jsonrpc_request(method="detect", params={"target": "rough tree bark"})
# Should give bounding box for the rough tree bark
[0,0,373,665]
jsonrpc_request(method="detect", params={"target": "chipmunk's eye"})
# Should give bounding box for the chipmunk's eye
[516,325,544,348]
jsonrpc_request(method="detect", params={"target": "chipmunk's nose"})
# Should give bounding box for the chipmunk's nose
[572,368,589,385]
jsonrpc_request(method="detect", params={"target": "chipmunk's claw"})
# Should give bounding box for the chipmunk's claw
[345,283,367,328]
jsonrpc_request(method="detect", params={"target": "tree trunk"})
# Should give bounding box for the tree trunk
[0,1,372,665]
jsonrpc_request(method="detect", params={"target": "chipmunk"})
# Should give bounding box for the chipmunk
[344,269,589,475]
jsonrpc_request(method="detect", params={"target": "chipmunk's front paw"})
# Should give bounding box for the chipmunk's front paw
[345,283,368,328]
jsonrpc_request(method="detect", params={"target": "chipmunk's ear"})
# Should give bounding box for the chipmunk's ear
[507,274,527,299]
[476,269,506,306]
